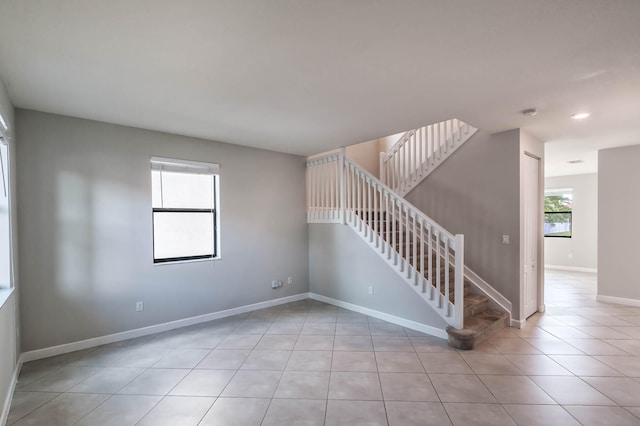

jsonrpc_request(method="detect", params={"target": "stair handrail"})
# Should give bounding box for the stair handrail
[380,119,476,196]
[382,129,417,161]
[307,149,464,329]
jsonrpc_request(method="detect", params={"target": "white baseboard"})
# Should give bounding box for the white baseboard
[597,294,640,307]
[1,355,23,426]
[309,292,448,339]
[545,264,597,273]
[21,293,309,363]
[510,318,525,329]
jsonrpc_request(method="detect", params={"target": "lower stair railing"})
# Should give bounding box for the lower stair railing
[307,149,464,329]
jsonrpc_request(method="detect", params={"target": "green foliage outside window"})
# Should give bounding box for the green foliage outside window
[544,193,572,237]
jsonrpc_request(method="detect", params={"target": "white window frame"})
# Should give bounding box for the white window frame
[544,188,573,239]
[150,156,221,264]
[0,113,13,296]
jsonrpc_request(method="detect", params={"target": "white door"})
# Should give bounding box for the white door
[523,154,540,318]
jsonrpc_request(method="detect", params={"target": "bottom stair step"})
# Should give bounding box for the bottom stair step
[446,309,508,350]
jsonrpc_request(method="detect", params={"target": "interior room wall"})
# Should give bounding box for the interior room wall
[378,132,405,153]
[308,223,448,332]
[544,173,598,271]
[0,293,16,421]
[345,139,381,178]
[598,145,640,303]
[16,109,309,352]
[0,74,18,423]
[405,129,523,318]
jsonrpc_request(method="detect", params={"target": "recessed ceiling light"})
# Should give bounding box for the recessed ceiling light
[521,108,537,117]
[567,160,584,164]
[571,112,590,120]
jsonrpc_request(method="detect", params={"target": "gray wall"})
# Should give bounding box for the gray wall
[544,173,597,271]
[405,130,523,318]
[16,110,309,352]
[0,74,18,420]
[309,223,448,330]
[0,292,16,417]
[598,145,640,301]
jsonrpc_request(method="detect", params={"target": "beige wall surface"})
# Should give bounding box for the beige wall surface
[544,173,597,270]
[346,139,381,178]
[406,130,523,318]
[598,145,640,301]
[16,110,309,351]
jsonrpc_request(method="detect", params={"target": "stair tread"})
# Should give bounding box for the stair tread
[445,309,508,350]
[463,293,488,308]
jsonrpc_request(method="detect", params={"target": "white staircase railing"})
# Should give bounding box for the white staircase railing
[380,119,477,196]
[307,149,464,329]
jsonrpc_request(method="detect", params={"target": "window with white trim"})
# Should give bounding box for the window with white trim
[544,188,572,238]
[0,114,11,289]
[151,157,220,263]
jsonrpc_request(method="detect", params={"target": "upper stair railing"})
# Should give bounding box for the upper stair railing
[380,119,477,196]
[307,149,464,329]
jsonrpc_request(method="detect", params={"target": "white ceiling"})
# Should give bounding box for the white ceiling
[1,1,639,176]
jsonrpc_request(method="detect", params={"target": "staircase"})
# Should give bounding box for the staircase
[375,209,508,350]
[306,140,509,349]
[380,119,477,196]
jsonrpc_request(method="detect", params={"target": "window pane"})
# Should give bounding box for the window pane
[0,144,9,287]
[544,212,572,237]
[153,212,214,260]
[160,171,213,209]
[544,193,572,212]
[544,190,572,238]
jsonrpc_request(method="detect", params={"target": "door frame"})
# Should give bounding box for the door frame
[519,151,545,325]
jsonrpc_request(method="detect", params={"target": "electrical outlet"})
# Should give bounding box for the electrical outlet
[502,235,510,245]
[288,276,293,285]
[136,301,144,312]
[368,286,374,295]
[272,280,278,289]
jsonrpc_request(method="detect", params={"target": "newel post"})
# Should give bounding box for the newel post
[454,234,465,329]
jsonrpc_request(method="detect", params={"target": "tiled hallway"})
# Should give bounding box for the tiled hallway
[7,270,640,425]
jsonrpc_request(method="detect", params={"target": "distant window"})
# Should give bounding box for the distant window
[544,189,572,238]
[151,157,220,263]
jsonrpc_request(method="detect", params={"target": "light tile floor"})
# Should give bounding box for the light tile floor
[7,270,640,425]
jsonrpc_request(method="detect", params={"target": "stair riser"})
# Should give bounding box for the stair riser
[464,300,488,318]
[446,312,508,350]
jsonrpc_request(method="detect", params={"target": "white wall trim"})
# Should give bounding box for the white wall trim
[596,294,640,307]
[1,354,23,426]
[510,318,526,329]
[545,264,597,273]
[21,293,309,363]
[308,292,448,339]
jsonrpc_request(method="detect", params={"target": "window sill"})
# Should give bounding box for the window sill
[153,256,221,266]
[0,287,14,310]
